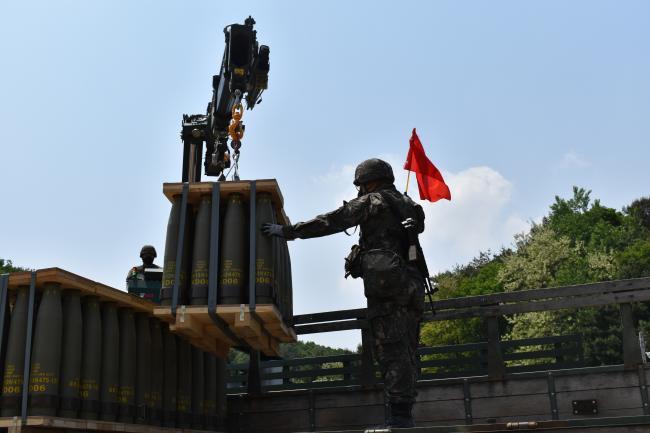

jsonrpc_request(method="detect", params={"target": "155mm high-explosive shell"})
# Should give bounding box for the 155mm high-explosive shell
[176,338,192,428]
[135,313,151,424]
[191,195,211,305]
[162,327,177,428]
[216,356,227,430]
[1,286,29,417]
[203,353,217,431]
[29,282,63,416]
[58,289,82,418]
[255,192,275,304]
[100,302,119,421]
[191,346,204,429]
[149,319,163,425]
[118,308,136,423]
[162,197,194,305]
[220,193,247,304]
[80,296,101,420]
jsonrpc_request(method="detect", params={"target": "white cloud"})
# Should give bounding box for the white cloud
[558,151,590,169]
[417,166,529,272]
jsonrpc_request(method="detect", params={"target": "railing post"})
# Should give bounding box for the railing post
[486,316,505,379]
[620,303,643,369]
[343,360,351,382]
[283,364,290,385]
[247,350,262,395]
[360,326,376,388]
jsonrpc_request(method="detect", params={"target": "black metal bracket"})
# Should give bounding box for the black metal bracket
[21,271,37,424]
[463,378,472,424]
[207,182,247,348]
[639,365,650,415]
[573,399,598,415]
[172,183,190,318]
[308,389,316,431]
[547,371,559,420]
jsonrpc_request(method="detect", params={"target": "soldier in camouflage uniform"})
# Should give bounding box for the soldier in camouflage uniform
[262,159,425,428]
[126,245,161,281]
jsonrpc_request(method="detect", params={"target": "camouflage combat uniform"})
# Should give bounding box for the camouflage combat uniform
[282,184,425,406]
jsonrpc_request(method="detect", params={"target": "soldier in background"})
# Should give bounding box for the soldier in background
[262,159,426,428]
[126,245,161,282]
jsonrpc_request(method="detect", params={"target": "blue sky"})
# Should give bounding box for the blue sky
[1,1,649,349]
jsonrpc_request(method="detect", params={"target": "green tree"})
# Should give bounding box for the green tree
[0,259,29,274]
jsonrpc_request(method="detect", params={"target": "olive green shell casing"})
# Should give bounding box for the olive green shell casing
[220,193,247,304]
[29,282,63,416]
[1,286,29,417]
[191,346,205,429]
[148,319,164,425]
[176,338,192,428]
[191,195,211,305]
[203,353,217,430]
[162,327,177,427]
[117,308,136,423]
[59,289,82,418]
[161,196,182,306]
[79,296,101,420]
[134,313,151,424]
[255,192,275,304]
[215,356,227,429]
[99,302,120,421]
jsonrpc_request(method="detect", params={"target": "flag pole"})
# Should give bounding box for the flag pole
[405,170,412,195]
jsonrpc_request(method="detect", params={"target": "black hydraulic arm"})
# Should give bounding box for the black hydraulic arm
[181,16,269,182]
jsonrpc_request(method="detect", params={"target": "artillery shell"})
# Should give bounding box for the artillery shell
[162,327,177,427]
[176,338,192,428]
[191,195,211,305]
[29,282,63,416]
[100,302,120,421]
[79,296,101,420]
[148,319,163,425]
[134,313,152,424]
[1,286,29,417]
[255,192,275,304]
[215,356,227,430]
[220,193,247,304]
[203,353,217,431]
[191,346,205,429]
[58,289,82,418]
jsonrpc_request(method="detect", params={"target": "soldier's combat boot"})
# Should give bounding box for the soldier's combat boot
[387,402,415,428]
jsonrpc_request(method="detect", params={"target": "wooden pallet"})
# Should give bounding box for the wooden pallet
[6,268,153,314]
[3,268,229,359]
[0,416,222,433]
[162,179,291,225]
[153,305,296,358]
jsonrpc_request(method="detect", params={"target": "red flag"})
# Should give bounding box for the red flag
[404,128,451,202]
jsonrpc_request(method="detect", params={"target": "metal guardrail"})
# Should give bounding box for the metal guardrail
[235,277,650,393]
[226,334,584,392]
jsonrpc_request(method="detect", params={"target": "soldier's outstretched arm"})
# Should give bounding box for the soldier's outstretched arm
[263,194,381,240]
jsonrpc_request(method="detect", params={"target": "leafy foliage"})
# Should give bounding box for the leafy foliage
[0,259,29,274]
[228,340,352,364]
[421,187,650,367]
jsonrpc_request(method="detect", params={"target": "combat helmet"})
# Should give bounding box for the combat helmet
[353,158,395,186]
[140,245,157,258]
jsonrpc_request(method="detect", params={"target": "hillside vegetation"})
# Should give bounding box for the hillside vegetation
[421,188,650,366]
